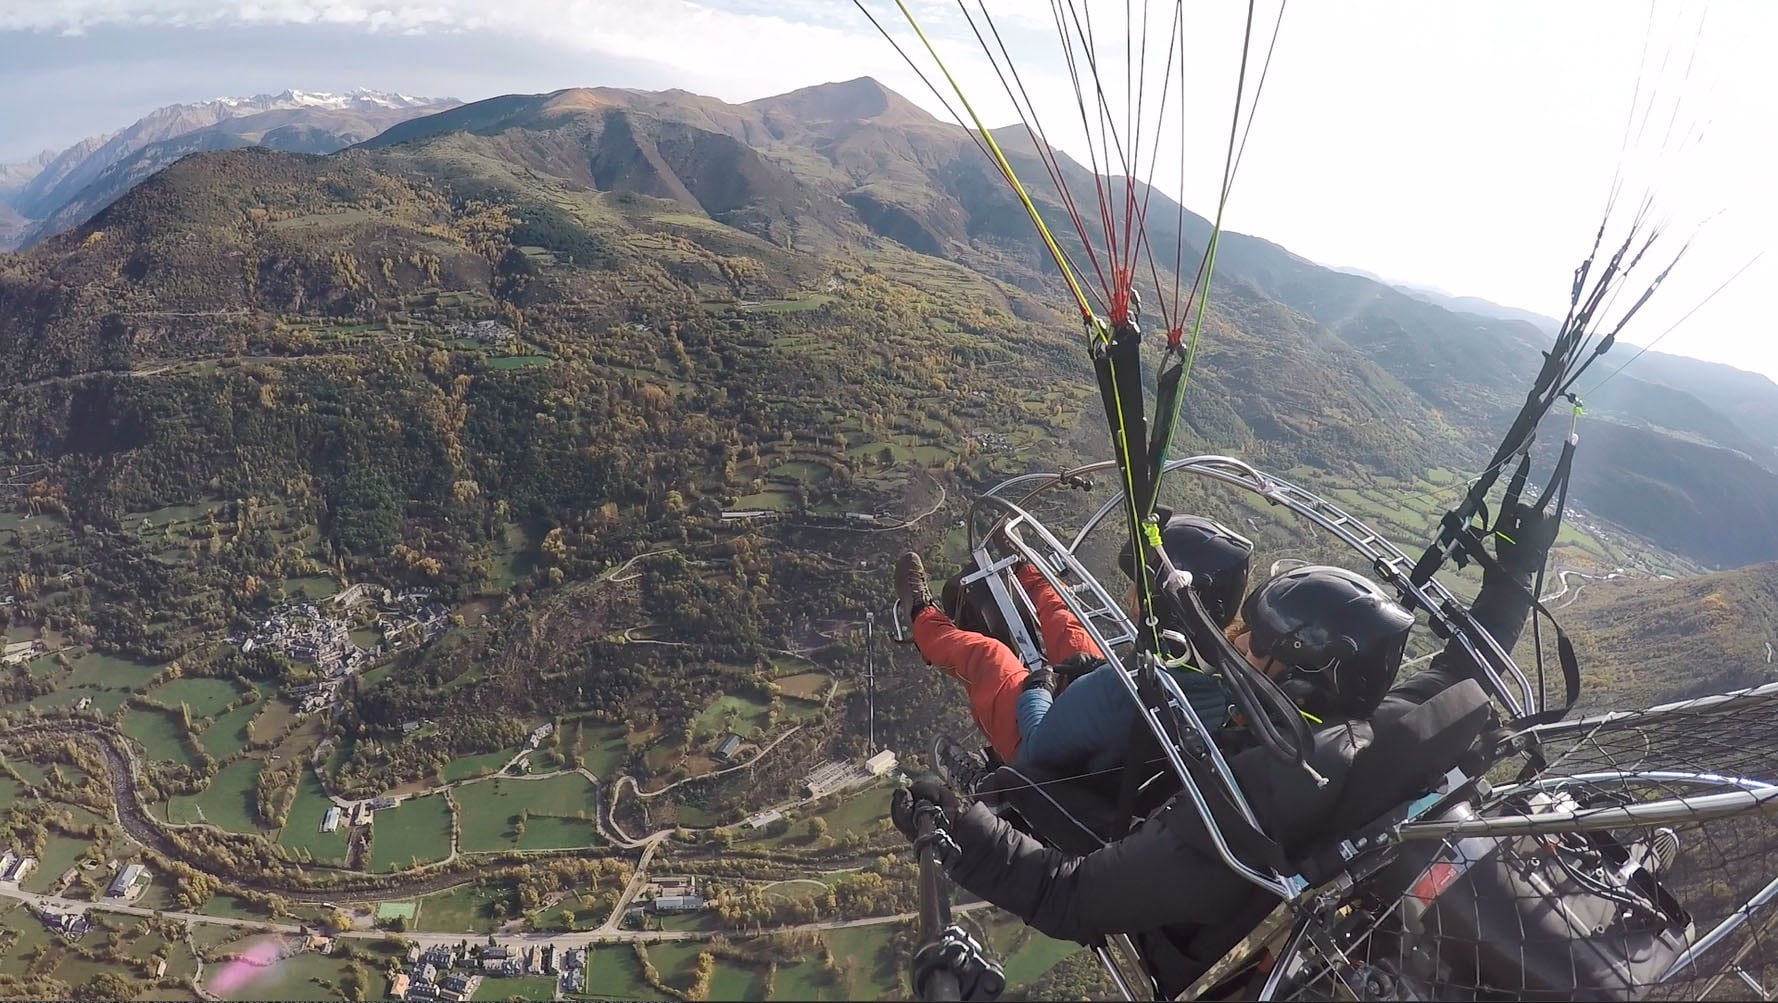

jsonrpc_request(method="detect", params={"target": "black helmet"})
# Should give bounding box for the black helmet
[1120,509,1254,630]
[1240,565,1415,720]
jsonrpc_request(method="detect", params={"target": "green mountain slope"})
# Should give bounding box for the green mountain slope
[0,76,1768,820]
[1556,561,1778,706]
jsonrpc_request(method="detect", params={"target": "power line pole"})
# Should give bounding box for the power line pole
[865,610,877,752]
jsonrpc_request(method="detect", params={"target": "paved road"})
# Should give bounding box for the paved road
[598,835,665,932]
[0,878,989,949]
[0,884,305,935]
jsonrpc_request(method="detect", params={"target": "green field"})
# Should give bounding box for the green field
[472,975,559,1000]
[486,355,555,369]
[824,926,905,999]
[213,948,353,1001]
[280,576,340,600]
[121,707,192,763]
[690,693,771,742]
[197,894,276,922]
[375,901,418,922]
[275,769,348,865]
[486,522,537,593]
[29,651,160,712]
[199,697,264,759]
[413,883,516,933]
[21,833,96,893]
[455,774,599,853]
[166,758,263,831]
[370,794,453,870]
[774,959,853,1001]
[151,677,244,717]
[12,759,73,789]
[580,946,653,999]
[774,671,830,701]
[571,723,628,777]
[440,748,516,783]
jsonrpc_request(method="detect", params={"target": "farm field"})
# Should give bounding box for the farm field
[370,794,453,870]
[454,773,600,853]
[166,758,263,831]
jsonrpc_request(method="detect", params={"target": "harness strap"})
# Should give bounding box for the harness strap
[1449,524,1581,728]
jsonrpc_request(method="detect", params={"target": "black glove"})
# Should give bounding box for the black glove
[1054,652,1102,684]
[1020,667,1059,697]
[891,775,961,843]
[1493,499,1560,577]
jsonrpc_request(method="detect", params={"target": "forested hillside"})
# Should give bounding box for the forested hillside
[0,75,1770,845]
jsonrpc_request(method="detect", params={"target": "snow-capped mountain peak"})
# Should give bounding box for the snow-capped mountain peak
[210,89,454,113]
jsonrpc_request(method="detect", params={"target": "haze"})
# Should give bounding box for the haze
[3,0,1772,382]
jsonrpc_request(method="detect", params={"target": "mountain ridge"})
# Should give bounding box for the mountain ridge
[6,76,1778,569]
[0,89,460,249]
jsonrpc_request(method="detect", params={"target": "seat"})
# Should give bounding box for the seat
[1316,679,1496,845]
[942,556,1045,661]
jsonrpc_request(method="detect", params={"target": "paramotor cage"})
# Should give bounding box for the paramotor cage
[916,454,1778,1001]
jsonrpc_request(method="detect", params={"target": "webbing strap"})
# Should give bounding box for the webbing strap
[1448,529,1581,728]
[1094,319,1158,651]
[1140,352,1189,519]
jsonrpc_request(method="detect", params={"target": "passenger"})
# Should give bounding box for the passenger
[895,511,1251,773]
[1011,513,1253,775]
[890,497,1559,950]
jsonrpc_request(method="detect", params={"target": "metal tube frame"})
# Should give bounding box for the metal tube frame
[1522,680,1778,741]
[1663,873,1778,985]
[1396,784,1778,839]
[1045,455,1536,717]
[969,492,1296,900]
[956,456,1778,999]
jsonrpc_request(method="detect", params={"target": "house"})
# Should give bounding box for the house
[405,982,440,1001]
[651,895,707,913]
[417,963,438,983]
[527,723,554,749]
[479,947,509,971]
[74,696,92,711]
[713,734,743,762]
[401,721,423,735]
[0,851,17,876]
[371,796,399,811]
[39,911,92,940]
[320,806,342,832]
[419,946,455,968]
[865,749,899,776]
[2,640,38,665]
[107,863,147,898]
[305,933,334,953]
[153,959,167,978]
[541,944,556,974]
[440,973,475,999]
[406,945,423,965]
[3,856,36,883]
[390,973,411,998]
[648,876,696,898]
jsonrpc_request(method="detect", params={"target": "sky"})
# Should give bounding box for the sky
[2,0,1773,382]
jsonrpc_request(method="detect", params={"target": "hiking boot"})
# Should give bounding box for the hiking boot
[896,552,935,616]
[933,734,989,795]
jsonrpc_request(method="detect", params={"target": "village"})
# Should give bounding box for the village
[387,940,590,1001]
[231,583,451,714]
